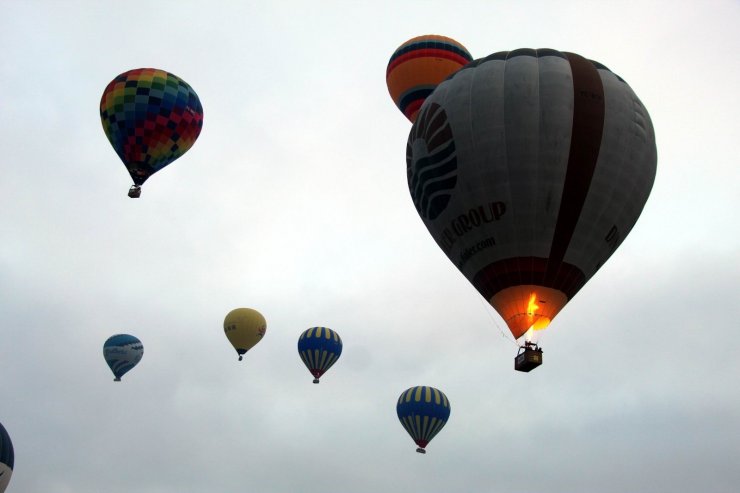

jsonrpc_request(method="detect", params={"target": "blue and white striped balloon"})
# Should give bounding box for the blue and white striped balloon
[103,334,144,382]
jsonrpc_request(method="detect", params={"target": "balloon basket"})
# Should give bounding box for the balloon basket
[128,185,141,198]
[515,343,543,372]
[313,378,320,384]
[416,447,426,454]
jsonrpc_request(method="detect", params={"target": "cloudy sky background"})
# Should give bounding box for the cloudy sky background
[1,1,738,492]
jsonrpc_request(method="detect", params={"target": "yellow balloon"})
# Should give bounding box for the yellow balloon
[223,308,266,361]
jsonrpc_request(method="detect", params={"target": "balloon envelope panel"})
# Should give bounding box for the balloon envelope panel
[100,68,204,185]
[103,334,144,380]
[396,386,451,449]
[387,35,473,122]
[297,327,343,379]
[406,49,657,339]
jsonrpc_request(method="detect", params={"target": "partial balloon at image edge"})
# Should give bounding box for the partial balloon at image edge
[0,421,13,493]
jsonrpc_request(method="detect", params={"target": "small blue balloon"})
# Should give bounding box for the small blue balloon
[103,334,144,382]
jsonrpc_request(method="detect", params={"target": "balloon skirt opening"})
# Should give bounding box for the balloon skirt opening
[490,285,567,340]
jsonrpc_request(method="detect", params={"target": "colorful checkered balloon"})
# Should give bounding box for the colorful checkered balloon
[100,68,203,191]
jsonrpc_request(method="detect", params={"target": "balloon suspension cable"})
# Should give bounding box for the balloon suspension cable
[479,297,518,347]
[416,447,426,454]
[313,378,320,384]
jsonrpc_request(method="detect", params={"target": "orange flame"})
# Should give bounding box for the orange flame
[527,293,539,317]
[526,292,550,333]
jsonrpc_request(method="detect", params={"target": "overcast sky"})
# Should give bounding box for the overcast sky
[1,1,738,492]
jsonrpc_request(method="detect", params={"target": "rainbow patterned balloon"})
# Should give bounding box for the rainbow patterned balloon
[100,68,203,192]
[386,35,473,123]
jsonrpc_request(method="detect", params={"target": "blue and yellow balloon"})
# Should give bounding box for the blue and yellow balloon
[103,334,144,382]
[297,327,342,384]
[397,386,450,454]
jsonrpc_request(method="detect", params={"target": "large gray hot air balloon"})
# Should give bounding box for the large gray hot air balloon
[406,48,656,370]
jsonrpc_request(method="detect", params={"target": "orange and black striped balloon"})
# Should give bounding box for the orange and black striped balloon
[386,35,472,123]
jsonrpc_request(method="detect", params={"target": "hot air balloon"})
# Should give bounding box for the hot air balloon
[397,386,450,454]
[405,49,657,371]
[0,422,13,493]
[100,68,204,197]
[387,35,473,123]
[224,308,266,361]
[297,327,342,384]
[103,334,144,381]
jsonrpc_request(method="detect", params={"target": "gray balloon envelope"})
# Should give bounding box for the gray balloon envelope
[406,49,657,340]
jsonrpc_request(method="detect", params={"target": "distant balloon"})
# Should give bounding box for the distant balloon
[224,308,266,361]
[396,386,450,454]
[297,327,342,384]
[100,68,204,197]
[0,421,12,493]
[103,334,144,382]
[386,35,473,123]
[406,49,657,357]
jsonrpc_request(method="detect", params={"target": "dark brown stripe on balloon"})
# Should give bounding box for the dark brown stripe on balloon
[472,258,586,300]
[543,53,605,287]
